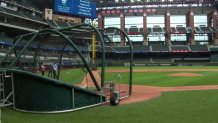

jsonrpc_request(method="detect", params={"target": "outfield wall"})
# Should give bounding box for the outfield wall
[96,59,218,67]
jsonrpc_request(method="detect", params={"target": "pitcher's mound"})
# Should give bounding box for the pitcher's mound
[168,73,204,77]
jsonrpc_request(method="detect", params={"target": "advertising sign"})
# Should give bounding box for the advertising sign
[54,0,96,18]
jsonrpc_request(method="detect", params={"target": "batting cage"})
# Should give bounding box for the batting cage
[0,24,133,113]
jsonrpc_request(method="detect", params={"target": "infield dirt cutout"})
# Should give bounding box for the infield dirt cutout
[81,69,218,105]
[168,72,204,77]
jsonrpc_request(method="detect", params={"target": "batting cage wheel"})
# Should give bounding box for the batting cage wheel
[110,91,120,106]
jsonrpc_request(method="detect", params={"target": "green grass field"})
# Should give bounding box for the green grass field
[104,71,218,86]
[103,66,218,70]
[7,66,217,123]
[102,66,218,86]
[58,68,86,84]
[41,68,87,85]
[43,66,218,87]
[2,90,218,123]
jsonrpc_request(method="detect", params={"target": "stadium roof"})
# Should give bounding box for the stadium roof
[29,0,217,10]
[29,0,53,10]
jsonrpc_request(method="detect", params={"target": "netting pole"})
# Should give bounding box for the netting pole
[0,36,23,66]
[9,33,39,68]
[57,43,68,80]
[58,24,105,90]
[41,29,101,91]
[103,27,133,96]
[32,40,44,73]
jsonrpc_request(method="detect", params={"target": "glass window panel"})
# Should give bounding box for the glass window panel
[147,16,165,42]
[170,15,186,27]
[111,36,121,42]
[147,16,164,25]
[194,15,207,26]
[129,37,144,42]
[125,16,143,28]
[104,17,120,28]
[195,34,208,41]
[171,35,186,41]
[148,35,165,41]
[194,15,208,44]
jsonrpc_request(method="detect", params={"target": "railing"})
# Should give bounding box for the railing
[0,70,14,108]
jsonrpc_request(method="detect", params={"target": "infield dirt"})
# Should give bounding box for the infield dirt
[81,69,218,104]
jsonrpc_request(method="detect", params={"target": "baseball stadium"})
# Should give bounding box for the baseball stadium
[0,0,218,123]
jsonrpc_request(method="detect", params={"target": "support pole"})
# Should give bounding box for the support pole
[165,10,172,46]
[186,9,195,45]
[143,11,148,45]
[92,32,96,64]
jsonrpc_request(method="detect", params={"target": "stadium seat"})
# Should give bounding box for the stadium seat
[176,26,187,34]
[194,27,201,33]
[128,26,140,35]
[151,45,170,52]
[55,21,69,28]
[189,45,209,52]
[170,27,177,34]
[133,45,150,53]
[171,45,190,52]
[152,26,164,34]
[139,28,143,35]
[199,25,213,34]
[147,27,152,34]
[104,29,117,35]
[47,20,59,28]
[0,6,45,24]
